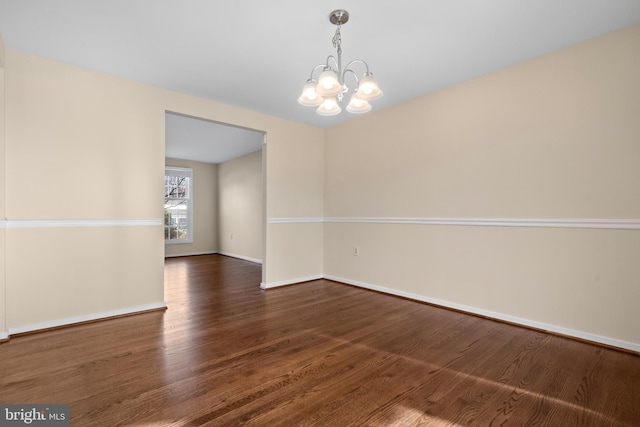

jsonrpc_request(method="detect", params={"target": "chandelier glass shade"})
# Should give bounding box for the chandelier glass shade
[317,96,342,116]
[298,10,382,116]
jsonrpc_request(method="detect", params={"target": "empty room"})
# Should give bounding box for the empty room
[0,1,638,425]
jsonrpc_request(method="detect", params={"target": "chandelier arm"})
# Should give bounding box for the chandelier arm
[342,69,360,88]
[344,59,371,75]
[308,64,328,80]
[325,55,340,72]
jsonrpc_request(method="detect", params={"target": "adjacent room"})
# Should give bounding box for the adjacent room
[163,112,264,264]
[0,1,638,425]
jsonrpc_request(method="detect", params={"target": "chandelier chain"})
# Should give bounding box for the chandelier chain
[332,26,342,54]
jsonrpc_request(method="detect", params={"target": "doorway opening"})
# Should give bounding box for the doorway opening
[164,111,267,285]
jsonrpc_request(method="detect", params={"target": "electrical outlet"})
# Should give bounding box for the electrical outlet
[353,246,360,256]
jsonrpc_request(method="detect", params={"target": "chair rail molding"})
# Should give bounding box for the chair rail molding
[278,217,640,230]
[267,217,324,224]
[4,219,162,228]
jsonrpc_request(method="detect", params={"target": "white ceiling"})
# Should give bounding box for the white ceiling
[1,1,639,161]
[165,112,263,164]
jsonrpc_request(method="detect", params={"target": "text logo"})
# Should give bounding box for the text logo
[1,405,69,426]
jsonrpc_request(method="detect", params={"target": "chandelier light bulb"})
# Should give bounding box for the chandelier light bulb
[346,93,371,113]
[304,84,318,99]
[298,80,323,106]
[316,69,342,97]
[356,74,382,100]
[317,96,342,116]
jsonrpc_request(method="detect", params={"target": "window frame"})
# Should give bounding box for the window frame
[164,166,193,244]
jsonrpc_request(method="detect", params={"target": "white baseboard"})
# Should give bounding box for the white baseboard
[7,302,167,336]
[164,251,218,258]
[323,274,640,354]
[261,274,323,290]
[0,330,8,341]
[218,252,263,264]
[164,251,263,264]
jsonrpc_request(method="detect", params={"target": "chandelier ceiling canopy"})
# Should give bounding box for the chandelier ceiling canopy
[298,9,383,116]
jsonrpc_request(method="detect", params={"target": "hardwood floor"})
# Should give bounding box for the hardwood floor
[1,254,638,426]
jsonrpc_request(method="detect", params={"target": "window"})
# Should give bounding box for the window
[164,166,193,243]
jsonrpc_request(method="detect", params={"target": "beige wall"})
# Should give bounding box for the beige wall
[218,150,263,262]
[0,39,6,339]
[4,49,167,330]
[262,124,325,286]
[6,227,164,329]
[164,158,218,257]
[3,47,324,332]
[324,25,640,349]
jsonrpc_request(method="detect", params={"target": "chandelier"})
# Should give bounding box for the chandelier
[298,9,382,116]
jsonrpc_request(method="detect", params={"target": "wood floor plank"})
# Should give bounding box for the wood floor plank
[1,254,638,426]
